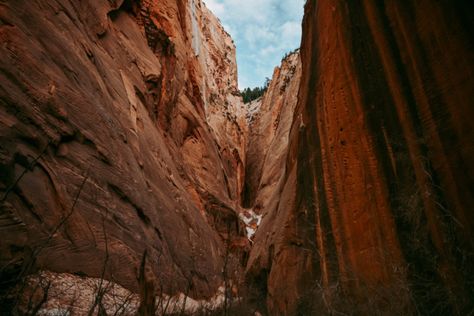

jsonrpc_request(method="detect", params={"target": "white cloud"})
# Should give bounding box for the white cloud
[279,1,306,19]
[204,0,225,16]
[260,45,279,57]
[206,0,305,88]
[281,21,301,42]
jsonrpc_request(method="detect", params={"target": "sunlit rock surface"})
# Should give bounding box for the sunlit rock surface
[0,0,247,312]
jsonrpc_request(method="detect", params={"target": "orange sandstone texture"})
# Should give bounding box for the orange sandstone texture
[1,0,474,314]
[247,0,474,315]
[0,0,246,307]
[243,51,301,212]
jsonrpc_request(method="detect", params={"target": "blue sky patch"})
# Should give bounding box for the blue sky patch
[204,0,305,89]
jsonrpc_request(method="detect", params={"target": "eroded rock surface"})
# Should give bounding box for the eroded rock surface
[247,1,474,315]
[0,0,247,311]
[242,51,301,212]
[2,0,474,315]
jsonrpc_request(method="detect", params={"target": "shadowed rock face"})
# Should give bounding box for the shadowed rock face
[242,51,303,312]
[243,51,301,212]
[0,0,247,307]
[2,0,474,314]
[247,0,474,315]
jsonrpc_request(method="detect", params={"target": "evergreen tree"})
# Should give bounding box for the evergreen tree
[240,77,271,103]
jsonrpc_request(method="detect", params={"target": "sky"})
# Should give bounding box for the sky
[204,0,306,89]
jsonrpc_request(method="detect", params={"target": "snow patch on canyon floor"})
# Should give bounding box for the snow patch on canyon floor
[239,209,263,241]
[22,271,233,315]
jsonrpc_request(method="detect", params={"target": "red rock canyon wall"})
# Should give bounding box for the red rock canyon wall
[247,0,474,315]
[1,0,473,315]
[0,0,247,312]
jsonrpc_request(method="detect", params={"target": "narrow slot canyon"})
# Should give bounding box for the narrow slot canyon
[1,0,473,315]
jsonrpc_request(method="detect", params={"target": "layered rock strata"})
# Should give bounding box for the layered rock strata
[2,0,474,315]
[0,0,247,311]
[242,51,301,212]
[247,1,474,315]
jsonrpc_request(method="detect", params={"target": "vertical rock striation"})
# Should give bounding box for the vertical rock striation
[2,0,473,314]
[243,51,301,212]
[243,50,303,312]
[247,0,474,315]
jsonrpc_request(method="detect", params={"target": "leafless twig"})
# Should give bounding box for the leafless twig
[1,141,51,203]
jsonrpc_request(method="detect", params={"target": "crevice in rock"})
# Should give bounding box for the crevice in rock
[2,0,473,314]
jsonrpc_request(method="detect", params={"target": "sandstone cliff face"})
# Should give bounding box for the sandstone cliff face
[243,51,301,212]
[0,0,246,310]
[2,0,474,314]
[179,0,248,205]
[247,0,474,315]
[242,51,303,312]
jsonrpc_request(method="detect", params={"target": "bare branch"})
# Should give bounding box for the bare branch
[1,141,51,203]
